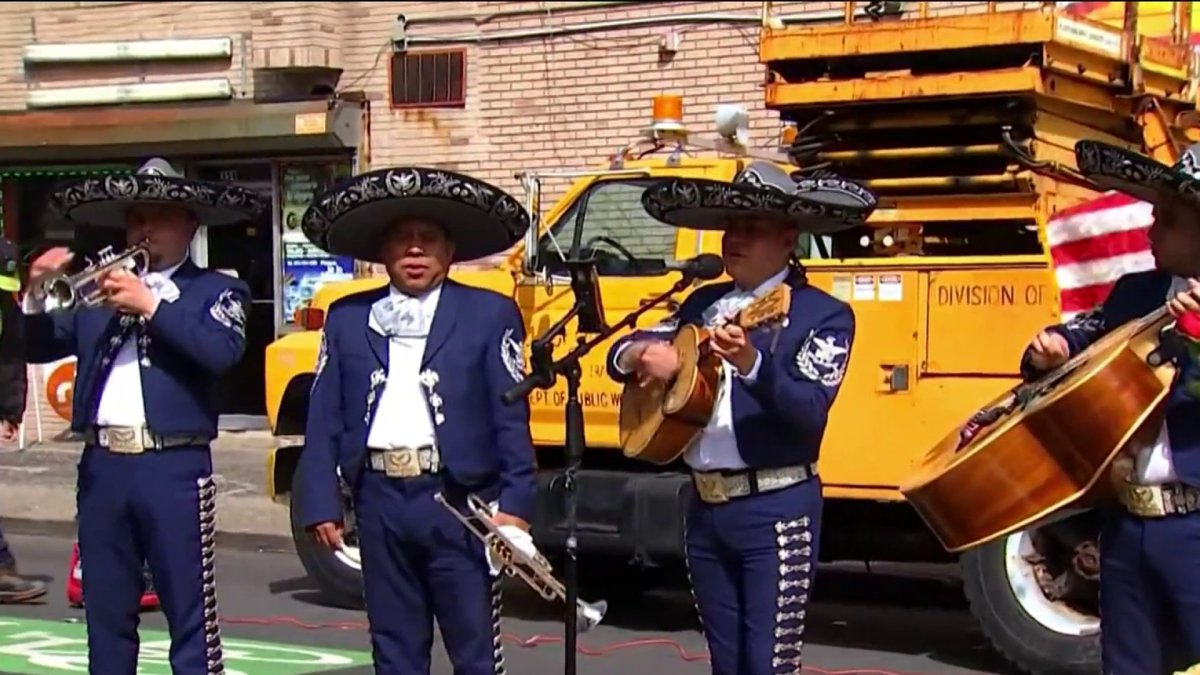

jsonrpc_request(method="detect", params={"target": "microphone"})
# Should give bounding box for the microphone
[663,254,724,281]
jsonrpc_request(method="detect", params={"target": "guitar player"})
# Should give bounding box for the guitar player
[1021,140,1200,675]
[604,161,876,675]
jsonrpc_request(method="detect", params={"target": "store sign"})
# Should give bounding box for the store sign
[279,163,354,325]
[45,359,75,422]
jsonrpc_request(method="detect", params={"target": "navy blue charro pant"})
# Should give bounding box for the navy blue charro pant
[76,444,221,674]
[355,471,504,675]
[685,476,822,675]
[1100,506,1200,675]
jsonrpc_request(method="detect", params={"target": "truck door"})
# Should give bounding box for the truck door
[514,169,724,449]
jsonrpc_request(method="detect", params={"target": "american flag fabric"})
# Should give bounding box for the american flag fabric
[1045,191,1156,321]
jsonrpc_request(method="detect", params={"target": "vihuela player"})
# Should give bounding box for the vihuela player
[606,162,877,674]
[1021,140,1200,675]
[22,158,264,673]
[293,166,539,674]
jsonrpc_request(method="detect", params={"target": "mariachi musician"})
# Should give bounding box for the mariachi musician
[1021,140,1200,675]
[22,158,264,674]
[293,166,538,674]
[606,162,876,674]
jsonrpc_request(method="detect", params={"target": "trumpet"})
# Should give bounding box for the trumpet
[434,492,608,632]
[34,242,152,313]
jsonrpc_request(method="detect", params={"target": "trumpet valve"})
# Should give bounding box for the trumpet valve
[486,534,515,567]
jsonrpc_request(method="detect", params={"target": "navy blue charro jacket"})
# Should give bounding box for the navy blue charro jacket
[293,279,538,529]
[605,274,855,471]
[1020,269,1200,487]
[22,259,250,441]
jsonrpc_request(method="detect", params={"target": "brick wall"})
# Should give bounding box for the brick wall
[0,0,1040,438]
[0,2,1041,190]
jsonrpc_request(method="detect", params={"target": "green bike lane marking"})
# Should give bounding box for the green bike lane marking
[0,617,374,674]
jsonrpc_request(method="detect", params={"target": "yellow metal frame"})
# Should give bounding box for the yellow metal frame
[761,9,1061,62]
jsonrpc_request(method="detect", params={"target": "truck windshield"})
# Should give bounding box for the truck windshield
[538,178,678,277]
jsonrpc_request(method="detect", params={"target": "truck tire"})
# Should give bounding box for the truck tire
[961,529,1100,675]
[288,468,365,610]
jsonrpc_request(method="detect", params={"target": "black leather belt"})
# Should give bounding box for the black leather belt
[84,426,208,454]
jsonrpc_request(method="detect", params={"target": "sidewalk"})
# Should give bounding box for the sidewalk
[0,431,296,551]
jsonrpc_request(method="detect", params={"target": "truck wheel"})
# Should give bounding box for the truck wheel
[961,528,1100,675]
[288,470,365,610]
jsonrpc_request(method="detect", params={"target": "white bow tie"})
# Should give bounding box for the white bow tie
[704,291,755,328]
[142,272,179,302]
[372,295,428,338]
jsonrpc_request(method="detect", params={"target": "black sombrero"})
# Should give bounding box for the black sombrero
[640,160,877,234]
[50,158,266,228]
[1075,139,1200,205]
[300,166,531,264]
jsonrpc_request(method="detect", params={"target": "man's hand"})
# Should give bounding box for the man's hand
[1027,330,1070,371]
[310,521,344,550]
[1168,278,1200,319]
[99,269,159,318]
[491,511,531,532]
[633,341,682,383]
[0,421,17,443]
[29,247,73,285]
[711,324,759,375]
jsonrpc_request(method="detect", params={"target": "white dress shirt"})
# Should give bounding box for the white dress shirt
[682,269,784,472]
[94,260,185,427]
[1130,275,1188,485]
[365,283,442,450]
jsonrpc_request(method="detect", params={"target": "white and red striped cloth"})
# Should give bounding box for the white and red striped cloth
[1045,191,1156,321]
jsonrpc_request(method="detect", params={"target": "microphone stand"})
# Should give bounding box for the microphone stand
[502,269,698,675]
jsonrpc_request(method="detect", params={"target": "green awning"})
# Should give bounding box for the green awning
[0,164,133,178]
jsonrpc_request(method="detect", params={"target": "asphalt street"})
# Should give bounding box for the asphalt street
[0,532,1022,675]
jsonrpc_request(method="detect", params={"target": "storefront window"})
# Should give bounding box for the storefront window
[0,165,135,262]
[278,161,354,325]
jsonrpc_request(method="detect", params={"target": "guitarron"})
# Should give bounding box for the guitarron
[899,307,1178,553]
[618,284,792,465]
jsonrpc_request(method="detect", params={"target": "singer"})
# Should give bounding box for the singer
[605,161,877,675]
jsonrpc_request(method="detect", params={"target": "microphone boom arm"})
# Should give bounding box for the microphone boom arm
[502,271,694,403]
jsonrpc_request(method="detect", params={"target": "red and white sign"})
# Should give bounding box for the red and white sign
[1045,191,1155,321]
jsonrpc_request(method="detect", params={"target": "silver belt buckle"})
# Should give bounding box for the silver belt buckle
[102,427,145,455]
[693,473,730,504]
[383,448,422,478]
[1119,482,1168,518]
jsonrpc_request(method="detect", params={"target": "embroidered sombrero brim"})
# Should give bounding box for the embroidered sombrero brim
[51,174,266,228]
[792,173,879,213]
[301,167,531,264]
[640,177,872,234]
[1075,139,1200,205]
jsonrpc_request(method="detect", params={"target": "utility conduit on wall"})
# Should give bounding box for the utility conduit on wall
[399,7,874,47]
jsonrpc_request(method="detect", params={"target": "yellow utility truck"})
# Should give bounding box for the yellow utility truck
[262,3,1197,673]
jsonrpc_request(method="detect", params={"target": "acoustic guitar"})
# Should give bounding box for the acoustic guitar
[899,306,1180,553]
[618,284,792,465]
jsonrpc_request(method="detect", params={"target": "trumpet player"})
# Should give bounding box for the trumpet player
[20,158,265,674]
[607,163,877,675]
[293,166,538,674]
